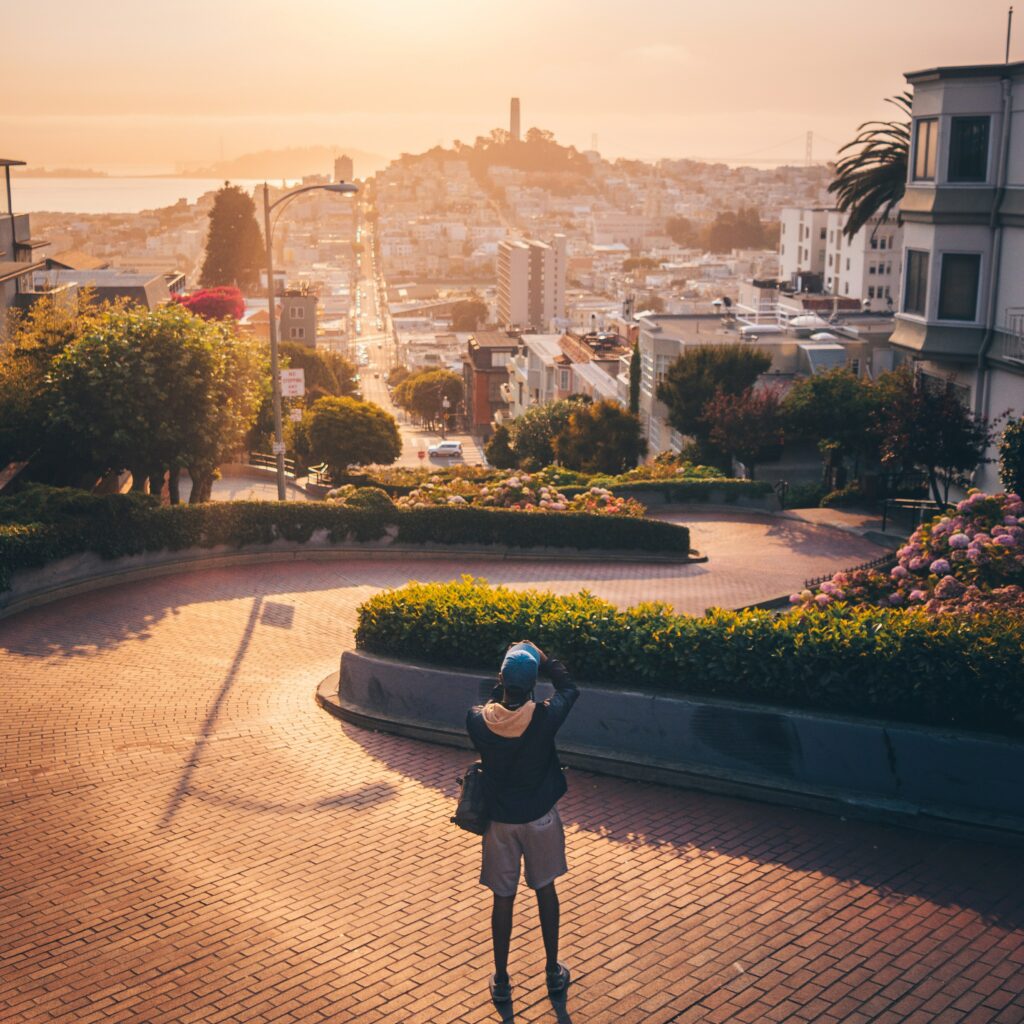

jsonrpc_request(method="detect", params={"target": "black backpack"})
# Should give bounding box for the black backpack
[451,762,489,835]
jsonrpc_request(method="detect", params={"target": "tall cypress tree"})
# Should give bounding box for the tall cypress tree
[199,184,265,292]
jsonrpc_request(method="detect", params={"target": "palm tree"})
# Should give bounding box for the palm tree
[828,92,911,239]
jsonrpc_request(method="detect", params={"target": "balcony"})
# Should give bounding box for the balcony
[993,307,1024,366]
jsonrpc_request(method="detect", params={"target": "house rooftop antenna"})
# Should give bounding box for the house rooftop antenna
[1007,5,1014,63]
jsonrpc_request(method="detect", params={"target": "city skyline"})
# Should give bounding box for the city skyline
[3,0,1020,173]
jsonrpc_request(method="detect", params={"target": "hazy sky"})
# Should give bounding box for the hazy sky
[2,0,1019,173]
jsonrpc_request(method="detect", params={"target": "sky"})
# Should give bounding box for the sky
[2,0,1020,173]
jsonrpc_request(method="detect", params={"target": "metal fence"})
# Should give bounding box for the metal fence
[804,550,897,590]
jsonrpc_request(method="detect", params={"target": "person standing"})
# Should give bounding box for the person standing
[466,640,580,1004]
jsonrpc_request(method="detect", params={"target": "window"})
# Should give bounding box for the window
[559,369,570,389]
[289,326,305,340]
[948,117,990,182]
[846,257,850,271]
[880,238,887,250]
[871,238,878,250]
[290,306,305,319]
[869,264,877,275]
[903,250,930,316]
[868,286,876,299]
[938,253,981,321]
[913,118,938,181]
[820,227,827,240]
[491,352,510,367]
[781,244,785,255]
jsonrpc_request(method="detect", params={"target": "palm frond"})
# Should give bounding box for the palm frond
[828,92,911,238]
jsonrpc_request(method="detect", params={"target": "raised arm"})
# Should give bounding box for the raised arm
[541,657,579,733]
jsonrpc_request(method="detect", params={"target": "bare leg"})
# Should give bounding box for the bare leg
[535,882,560,972]
[491,894,515,983]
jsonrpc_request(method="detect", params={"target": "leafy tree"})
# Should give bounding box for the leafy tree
[665,216,697,246]
[828,93,910,239]
[623,257,659,273]
[174,286,245,321]
[199,184,265,292]
[703,387,784,480]
[306,396,401,479]
[0,295,98,484]
[554,401,647,475]
[999,417,1024,496]
[701,207,774,252]
[638,294,666,313]
[782,368,876,487]
[628,342,641,416]
[393,369,464,427]
[449,297,488,331]
[484,424,517,469]
[657,344,771,446]
[279,342,359,400]
[509,398,587,469]
[873,367,992,507]
[49,304,267,503]
[387,365,412,388]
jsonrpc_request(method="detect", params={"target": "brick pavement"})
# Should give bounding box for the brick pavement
[2,559,1023,1024]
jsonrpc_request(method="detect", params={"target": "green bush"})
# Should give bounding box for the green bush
[355,578,1024,736]
[326,485,396,513]
[0,486,691,591]
[820,482,866,508]
[557,478,774,503]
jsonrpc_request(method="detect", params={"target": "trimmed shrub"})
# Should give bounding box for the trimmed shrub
[355,578,1024,736]
[0,487,691,591]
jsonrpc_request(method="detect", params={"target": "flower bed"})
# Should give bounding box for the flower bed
[393,471,647,518]
[792,491,1024,613]
[355,577,1024,737]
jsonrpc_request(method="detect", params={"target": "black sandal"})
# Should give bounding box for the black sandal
[489,974,512,1004]
[546,962,571,995]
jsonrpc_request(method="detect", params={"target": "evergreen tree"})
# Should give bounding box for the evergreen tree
[199,184,265,292]
[554,401,647,475]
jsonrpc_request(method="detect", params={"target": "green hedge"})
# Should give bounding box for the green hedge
[609,479,773,503]
[355,578,1024,737]
[0,487,691,591]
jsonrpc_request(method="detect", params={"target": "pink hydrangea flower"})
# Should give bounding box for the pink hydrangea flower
[929,559,951,575]
[888,593,904,606]
[948,533,969,549]
[908,589,928,602]
[891,565,909,579]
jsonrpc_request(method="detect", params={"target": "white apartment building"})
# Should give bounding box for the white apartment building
[778,207,829,281]
[591,212,648,248]
[891,58,1024,491]
[825,212,904,312]
[496,235,567,331]
[501,334,568,418]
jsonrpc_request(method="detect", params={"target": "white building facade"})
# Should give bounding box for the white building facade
[890,59,1024,491]
[496,236,567,331]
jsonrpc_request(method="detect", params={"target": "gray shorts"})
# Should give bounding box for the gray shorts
[480,805,568,897]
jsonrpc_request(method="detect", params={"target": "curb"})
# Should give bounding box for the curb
[0,543,706,622]
[316,658,1024,847]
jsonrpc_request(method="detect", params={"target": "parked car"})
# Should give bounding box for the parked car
[427,441,463,458]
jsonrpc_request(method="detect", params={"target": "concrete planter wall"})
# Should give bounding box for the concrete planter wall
[321,650,1024,841]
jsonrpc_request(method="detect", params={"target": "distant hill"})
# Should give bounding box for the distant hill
[13,166,108,178]
[180,145,386,181]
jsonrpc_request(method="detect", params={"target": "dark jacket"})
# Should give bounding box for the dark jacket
[466,658,579,824]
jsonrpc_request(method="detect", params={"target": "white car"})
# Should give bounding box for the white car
[427,441,463,458]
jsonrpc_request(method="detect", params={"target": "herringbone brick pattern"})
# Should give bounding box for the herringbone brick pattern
[1,559,1022,1024]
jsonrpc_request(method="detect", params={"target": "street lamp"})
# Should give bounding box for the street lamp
[263,180,359,499]
[441,395,451,440]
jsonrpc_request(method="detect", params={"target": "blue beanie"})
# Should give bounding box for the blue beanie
[500,643,541,691]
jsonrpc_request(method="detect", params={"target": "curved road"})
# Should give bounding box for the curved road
[2,553,1023,1024]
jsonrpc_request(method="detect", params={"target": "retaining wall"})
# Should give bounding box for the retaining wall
[320,650,1024,841]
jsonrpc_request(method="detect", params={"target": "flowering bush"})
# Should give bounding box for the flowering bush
[393,472,646,517]
[791,490,1024,613]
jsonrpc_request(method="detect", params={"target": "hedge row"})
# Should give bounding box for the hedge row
[355,578,1024,737]
[0,488,691,591]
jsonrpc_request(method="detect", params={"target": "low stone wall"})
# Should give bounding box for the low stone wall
[320,650,1024,841]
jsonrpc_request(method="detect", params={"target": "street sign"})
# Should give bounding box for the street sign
[279,368,305,397]
[272,441,286,455]
[289,408,303,422]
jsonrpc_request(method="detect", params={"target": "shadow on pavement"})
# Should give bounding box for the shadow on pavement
[337,717,1024,931]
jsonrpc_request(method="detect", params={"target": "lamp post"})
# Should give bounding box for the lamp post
[441,395,451,439]
[263,180,358,499]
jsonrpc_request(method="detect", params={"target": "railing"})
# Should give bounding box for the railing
[248,451,296,477]
[881,497,942,532]
[998,307,1024,364]
[804,551,897,590]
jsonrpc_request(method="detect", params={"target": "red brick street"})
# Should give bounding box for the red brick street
[2,559,1023,1023]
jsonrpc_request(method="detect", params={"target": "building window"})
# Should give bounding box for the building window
[781,244,785,255]
[868,286,876,299]
[290,306,305,319]
[913,118,938,181]
[938,253,981,321]
[820,227,827,240]
[869,264,877,275]
[871,238,878,250]
[903,249,930,316]
[948,117,990,183]
[289,326,305,340]
[846,257,850,271]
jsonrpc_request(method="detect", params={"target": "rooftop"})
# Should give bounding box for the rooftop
[906,60,1024,84]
